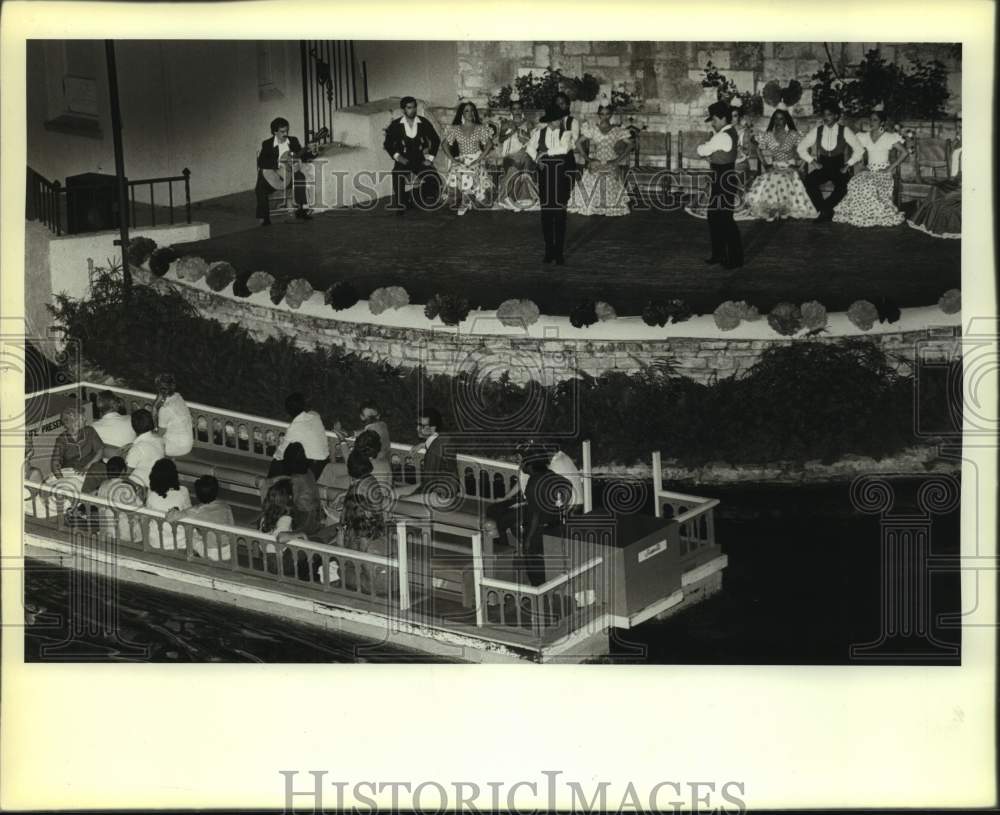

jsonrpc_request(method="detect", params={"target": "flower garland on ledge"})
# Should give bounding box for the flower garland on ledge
[147,245,960,340]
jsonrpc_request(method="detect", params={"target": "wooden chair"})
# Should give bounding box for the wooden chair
[674,130,716,206]
[625,127,672,205]
[898,137,953,205]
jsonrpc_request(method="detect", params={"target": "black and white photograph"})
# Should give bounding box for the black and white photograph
[1,0,995,811]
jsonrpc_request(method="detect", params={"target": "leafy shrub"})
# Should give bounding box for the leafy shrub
[713,301,742,331]
[641,300,669,327]
[595,301,617,322]
[847,299,879,331]
[247,271,275,294]
[285,278,315,310]
[767,302,803,336]
[496,298,541,328]
[368,286,410,315]
[48,274,936,470]
[663,299,692,324]
[873,296,901,324]
[205,261,237,293]
[569,300,598,329]
[325,281,360,311]
[800,301,828,331]
[127,236,157,267]
[175,256,208,282]
[148,247,177,277]
[269,277,289,305]
[938,288,960,314]
[425,294,470,326]
[232,273,251,298]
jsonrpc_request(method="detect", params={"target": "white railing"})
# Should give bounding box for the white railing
[22,479,404,608]
[478,556,605,639]
[651,450,719,555]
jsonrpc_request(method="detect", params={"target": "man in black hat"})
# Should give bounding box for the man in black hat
[526,106,576,264]
[798,99,863,222]
[383,96,442,214]
[696,101,744,269]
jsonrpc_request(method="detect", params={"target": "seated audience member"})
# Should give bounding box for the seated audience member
[152,373,194,458]
[91,390,136,461]
[398,407,457,497]
[166,475,235,561]
[282,442,323,536]
[145,458,192,550]
[354,428,393,486]
[50,405,105,493]
[125,409,165,491]
[517,446,574,587]
[270,392,330,479]
[358,403,392,473]
[340,449,388,594]
[95,456,142,541]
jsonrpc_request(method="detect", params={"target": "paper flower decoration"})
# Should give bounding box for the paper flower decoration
[175,255,208,282]
[595,301,617,322]
[205,261,236,292]
[285,278,315,309]
[497,298,540,328]
[368,286,410,315]
[767,302,803,336]
[846,300,879,331]
[730,96,743,109]
[781,80,803,107]
[938,289,961,314]
[762,80,783,108]
[800,301,828,331]
[713,301,742,331]
[246,271,275,294]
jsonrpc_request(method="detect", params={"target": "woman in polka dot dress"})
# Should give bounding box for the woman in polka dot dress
[443,101,495,215]
[744,108,817,221]
[833,110,910,228]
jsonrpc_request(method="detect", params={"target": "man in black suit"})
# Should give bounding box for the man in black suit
[255,117,315,226]
[697,101,744,270]
[383,96,442,214]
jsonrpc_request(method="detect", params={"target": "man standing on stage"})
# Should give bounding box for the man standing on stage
[383,96,442,214]
[697,100,744,270]
[527,105,576,265]
[798,99,863,222]
[255,117,315,227]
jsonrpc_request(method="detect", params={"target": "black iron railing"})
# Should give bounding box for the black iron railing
[25,166,192,235]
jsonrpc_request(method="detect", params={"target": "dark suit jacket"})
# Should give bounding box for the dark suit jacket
[421,434,457,483]
[383,116,441,165]
[257,136,314,172]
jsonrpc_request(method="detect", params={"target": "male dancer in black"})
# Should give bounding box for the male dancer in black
[697,101,744,269]
[526,106,575,265]
[383,96,442,214]
[551,91,581,190]
[255,117,315,226]
[798,99,863,222]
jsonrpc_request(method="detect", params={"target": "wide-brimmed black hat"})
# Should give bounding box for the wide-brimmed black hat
[705,100,732,122]
[539,106,564,123]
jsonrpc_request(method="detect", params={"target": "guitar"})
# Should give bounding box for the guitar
[262,141,319,190]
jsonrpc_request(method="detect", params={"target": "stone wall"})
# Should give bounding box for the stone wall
[449,41,961,137]
[143,271,962,386]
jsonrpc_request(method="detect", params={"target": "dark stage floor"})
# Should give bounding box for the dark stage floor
[172,203,961,316]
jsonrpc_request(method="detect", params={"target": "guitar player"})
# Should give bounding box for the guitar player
[255,117,316,226]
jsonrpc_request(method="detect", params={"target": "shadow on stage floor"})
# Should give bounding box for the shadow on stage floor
[172,199,961,316]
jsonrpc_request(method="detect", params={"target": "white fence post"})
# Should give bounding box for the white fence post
[471,532,484,627]
[582,440,593,514]
[396,520,410,612]
[652,450,663,518]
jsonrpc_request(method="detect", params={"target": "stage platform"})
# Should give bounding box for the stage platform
[172,202,961,317]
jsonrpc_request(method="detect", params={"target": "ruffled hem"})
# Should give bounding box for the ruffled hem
[905,219,961,240]
[683,206,757,222]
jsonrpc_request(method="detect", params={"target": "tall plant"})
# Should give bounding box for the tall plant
[488,67,602,110]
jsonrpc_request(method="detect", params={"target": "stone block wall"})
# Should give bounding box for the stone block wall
[446,41,961,138]
[142,272,962,387]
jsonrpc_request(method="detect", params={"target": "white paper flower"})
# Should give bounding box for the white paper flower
[730,96,743,109]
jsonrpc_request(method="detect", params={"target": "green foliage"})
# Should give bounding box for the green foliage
[811,50,951,120]
[49,274,934,469]
[488,67,602,110]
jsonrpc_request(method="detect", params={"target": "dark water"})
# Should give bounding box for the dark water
[24,480,960,664]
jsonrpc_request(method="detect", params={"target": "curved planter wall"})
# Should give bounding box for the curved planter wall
[139,267,962,385]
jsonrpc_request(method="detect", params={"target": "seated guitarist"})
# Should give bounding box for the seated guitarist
[255,117,316,226]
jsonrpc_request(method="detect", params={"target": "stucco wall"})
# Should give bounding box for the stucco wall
[27,40,304,204]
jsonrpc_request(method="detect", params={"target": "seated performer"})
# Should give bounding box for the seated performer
[798,100,864,222]
[254,117,315,227]
[383,96,442,214]
[527,106,576,265]
[832,110,910,228]
[496,95,540,212]
[697,101,744,270]
[907,120,962,239]
[744,106,817,221]
[443,100,495,215]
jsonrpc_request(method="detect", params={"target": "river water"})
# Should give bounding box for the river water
[24,480,961,665]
